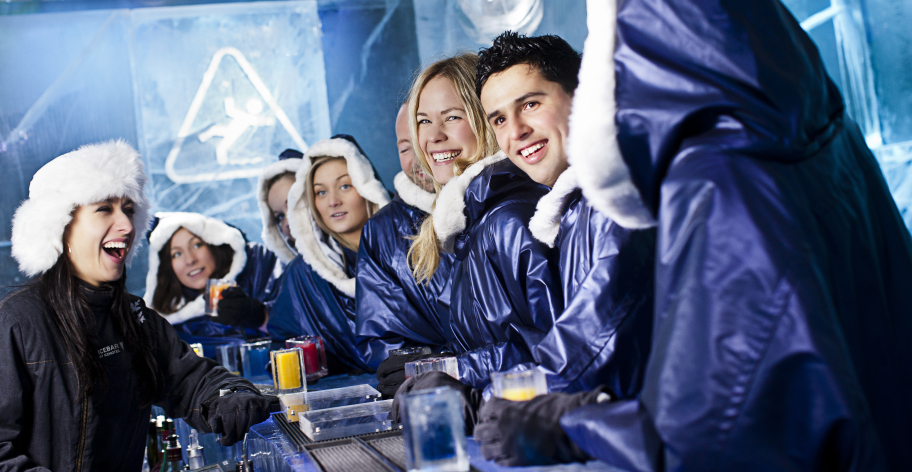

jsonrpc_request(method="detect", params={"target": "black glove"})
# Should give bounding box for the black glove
[474,386,613,467]
[375,350,436,398]
[212,287,266,329]
[389,371,485,435]
[203,389,272,446]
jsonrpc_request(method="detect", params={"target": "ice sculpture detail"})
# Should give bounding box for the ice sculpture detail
[455,0,543,45]
[166,47,309,184]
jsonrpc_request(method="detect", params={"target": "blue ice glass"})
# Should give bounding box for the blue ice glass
[240,340,272,384]
[401,387,469,472]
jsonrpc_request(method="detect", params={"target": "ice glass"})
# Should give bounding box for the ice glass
[240,340,272,384]
[388,346,433,358]
[404,356,457,380]
[285,335,328,382]
[491,370,548,401]
[204,279,236,316]
[216,344,240,375]
[401,387,469,472]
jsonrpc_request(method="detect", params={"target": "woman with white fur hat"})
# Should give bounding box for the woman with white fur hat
[0,141,270,471]
[143,211,279,358]
[257,148,305,267]
[268,134,391,373]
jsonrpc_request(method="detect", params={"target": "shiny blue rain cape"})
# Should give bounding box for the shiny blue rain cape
[355,194,456,369]
[534,190,656,395]
[267,254,372,373]
[444,158,564,387]
[559,1,912,470]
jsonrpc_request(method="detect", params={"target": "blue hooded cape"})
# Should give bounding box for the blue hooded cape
[432,153,563,387]
[526,172,656,395]
[355,172,456,369]
[558,0,912,470]
[175,243,279,358]
[143,212,279,359]
[268,136,391,373]
[266,254,372,372]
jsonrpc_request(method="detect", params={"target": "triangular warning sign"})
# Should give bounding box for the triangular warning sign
[165,47,308,184]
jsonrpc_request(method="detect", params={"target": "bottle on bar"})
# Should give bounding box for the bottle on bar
[146,418,161,467]
[160,433,184,472]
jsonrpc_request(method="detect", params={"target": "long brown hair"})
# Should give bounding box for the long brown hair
[407,53,499,283]
[304,155,380,252]
[41,239,163,405]
[151,230,234,314]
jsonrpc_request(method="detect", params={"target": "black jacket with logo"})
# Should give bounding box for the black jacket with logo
[0,283,258,471]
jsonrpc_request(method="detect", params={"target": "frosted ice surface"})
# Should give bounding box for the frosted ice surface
[132,2,331,245]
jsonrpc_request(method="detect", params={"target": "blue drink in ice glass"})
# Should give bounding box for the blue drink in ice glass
[402,387,469,471]
[240,340,272,384]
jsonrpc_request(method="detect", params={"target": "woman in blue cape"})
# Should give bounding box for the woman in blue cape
[144,212,277,359]
[475,0,912,470]
[267,135,390,373]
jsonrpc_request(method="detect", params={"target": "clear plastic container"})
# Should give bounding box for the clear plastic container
[298,399,396,442]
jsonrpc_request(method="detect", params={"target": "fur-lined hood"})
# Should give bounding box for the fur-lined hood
[393,171,436,214]
[11,140,151,277]
[433,151,508,253]
[570,0,841,228]
[285,137,391,297]
[257,155,303,264]
[143,212,248,324]
[529,166,580,248]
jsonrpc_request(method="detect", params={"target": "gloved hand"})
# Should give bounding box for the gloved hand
[389,371,485,435]
[212,287,266,329]
[474,386,613,467]
[203,389,272,446]
[375,350,435,398]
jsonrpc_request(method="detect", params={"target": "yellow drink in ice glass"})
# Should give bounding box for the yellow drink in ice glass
[492,370,548,401]
[273,349,303,391]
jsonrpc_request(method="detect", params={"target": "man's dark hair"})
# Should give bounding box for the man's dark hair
[476,31,582,97]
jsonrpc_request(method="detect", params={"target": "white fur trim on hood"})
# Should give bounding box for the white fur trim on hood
[286,137,391,297]
[257,158,303,264]
[529,166,580,248]
[11,140,151,277]
[568,0,656,229]
[394,171,436,214]
[433,151,508,253]
[143,212,248,325]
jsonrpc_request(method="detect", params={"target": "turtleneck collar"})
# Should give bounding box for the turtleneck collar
[77,279,116,314]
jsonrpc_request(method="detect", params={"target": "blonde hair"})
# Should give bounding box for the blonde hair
[408,53,500,283]
[304,155,379,252]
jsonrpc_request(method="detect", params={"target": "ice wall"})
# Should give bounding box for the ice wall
[0,2,331,295]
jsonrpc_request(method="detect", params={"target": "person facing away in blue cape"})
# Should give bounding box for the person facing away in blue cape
[404,52,564,389]
[144,211,278,359]
[474,0,912,470]
[477,31,657,396]
[267,135,391,373]
[355,103,457,371]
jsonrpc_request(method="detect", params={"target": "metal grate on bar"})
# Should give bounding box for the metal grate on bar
[310,443,395,472]
[273,413,312,449]
[365,436,406,470]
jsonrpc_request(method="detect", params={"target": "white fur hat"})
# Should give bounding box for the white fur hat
[11,140,151,277]
[143,211,248,324]
[257,152,304,264]
[286,136,391,297]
